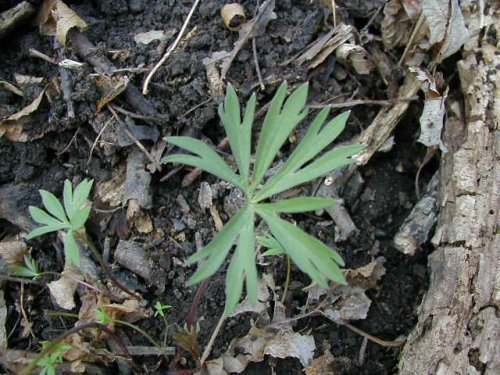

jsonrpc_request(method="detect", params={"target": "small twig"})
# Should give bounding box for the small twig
[331,0,337,28]
[142,0,201,94]
[28,48,56,64]
[280,255,291,305]
[20,322,131,375]
[398,12,425,66]
[20,284,36,338]
[200,313,227,366]
[87,116,113,165]
[308,97,418,109]
[341,321,407,348]
[107,104,163,171]
[179,98,212,118]
[57,129,80,155]
[252,38,265,90]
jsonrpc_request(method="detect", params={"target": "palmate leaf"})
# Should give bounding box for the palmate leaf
[162,82,363,314]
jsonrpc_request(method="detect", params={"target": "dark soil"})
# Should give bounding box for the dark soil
[0,1,433,374]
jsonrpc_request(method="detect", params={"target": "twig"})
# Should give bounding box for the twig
[341,321,406,348]
[107,104,163,172]
[28,48,56,64]
[87,115,114,165]
[57,129,80,155]
[142,0,202,95]
[308,97,418,109]
[200,313,227,366]
[252,38,265,90]
[398,12,425,66]
[0,1,35,39]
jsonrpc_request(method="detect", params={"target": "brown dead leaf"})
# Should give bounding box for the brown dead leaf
[207,301,315,374]
[0,349,35,374]
[38,0,87,45]
[95,164,126,207]
[93,75,129,113]
[306,258,386,323]
[203,0,276,79]
[304,349,335,375]
[47,266,83,310]
[335,43,374,75]
[381,0,422,49]
[0,239,27,270]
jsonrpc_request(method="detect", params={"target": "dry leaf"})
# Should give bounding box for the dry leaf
[0,239,27,270]
[203,0,276,79]
[0,80,23,96]
[14,74,44,86]
[95,164,126,207]
[0,88,45,141]
[307,258,386,323]
[422,0,470,61]
[0,349,35,374]
[208,301,316,374]
[38,0,87,45]
[335,43,374,75]
[381,0,422,49]
[304,349,335,375]
[47,266,82,310]
[93,75,129,113]
[409,67,448,151]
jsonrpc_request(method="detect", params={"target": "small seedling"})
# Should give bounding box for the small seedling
[163,82,364,313]
[12,255,41,278]
[27,179,93,267]
[154,301,172,347]
[36,341,71,375]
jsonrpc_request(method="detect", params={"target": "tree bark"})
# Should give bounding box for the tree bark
[398,20,499,375]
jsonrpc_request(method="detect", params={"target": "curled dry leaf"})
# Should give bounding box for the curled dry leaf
[304,348,335,375]
[134,30,170,45]
[207,301,315,374]
[93,75,130,113]
[335,43,374,75]
[38,0,87,45]
[47,266,83,310]
[409,66,448,151]
[221,3,246,32]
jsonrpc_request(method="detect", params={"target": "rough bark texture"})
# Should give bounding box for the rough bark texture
[398,21,499,375]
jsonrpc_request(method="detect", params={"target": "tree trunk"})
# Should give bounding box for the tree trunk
[398,19,499,375]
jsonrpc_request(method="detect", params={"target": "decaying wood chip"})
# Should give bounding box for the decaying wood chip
[0,1,35,39]
[394,172,439,255]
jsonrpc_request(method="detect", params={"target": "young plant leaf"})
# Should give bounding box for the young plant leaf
[163,136,244,190]
[252,82,309,188]
[39,190,68,224]
[64,230,80,267]
[257,197,337,213]
[186,205,253,286]
[28,206,64,227]
[26,222,69,239]
[69,179,93,221]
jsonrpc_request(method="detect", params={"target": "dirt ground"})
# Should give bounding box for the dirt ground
[0,1,438,374]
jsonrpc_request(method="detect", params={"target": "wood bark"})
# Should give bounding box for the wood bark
[398,21,499,375]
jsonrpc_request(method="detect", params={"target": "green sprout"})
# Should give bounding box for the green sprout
[163,82,364,314]
[12,255,41,278]
[26,179,93,267]
[37,341,71,375]
[154,301,172,347]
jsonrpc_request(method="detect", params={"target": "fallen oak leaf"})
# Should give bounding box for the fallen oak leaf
[38,0,87,45]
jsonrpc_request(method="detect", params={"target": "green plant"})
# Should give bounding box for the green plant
[154,301,172,347]
[163,82,364,314]
[36,341,71,375]
[12,255,41,278]
[26,179,93,267]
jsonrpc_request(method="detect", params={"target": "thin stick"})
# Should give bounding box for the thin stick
[200,313,226,366]
[87,115,113,165]
[107,104,163,171]
[280,255,291,304]
[142,0,201,95]
[308,97,418,109]
[252,38,265,90]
